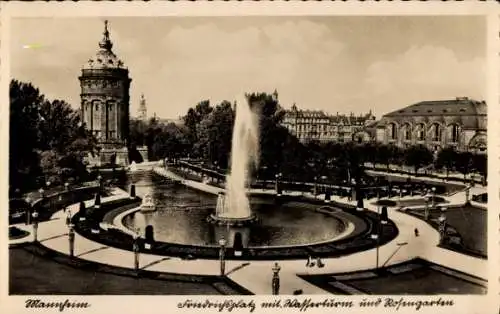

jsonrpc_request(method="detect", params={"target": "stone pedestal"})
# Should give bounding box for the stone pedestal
[100,146,129,166]
[137,146,149,162]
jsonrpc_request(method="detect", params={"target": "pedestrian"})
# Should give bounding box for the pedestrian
[306,255,311,267]
[316,257,325,268]
[414,228,419,237]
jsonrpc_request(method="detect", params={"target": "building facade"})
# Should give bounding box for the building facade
[375,97,487,154]
[80,21,147,165]
[281,104,376,144]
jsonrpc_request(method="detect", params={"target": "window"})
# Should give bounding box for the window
[417,123,425,141]
[403,124,411,141]
[450,124,460,143]
[432,123,441,142]
[388,123,397,140]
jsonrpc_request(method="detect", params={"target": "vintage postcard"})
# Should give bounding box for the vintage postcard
[0,1,499,314]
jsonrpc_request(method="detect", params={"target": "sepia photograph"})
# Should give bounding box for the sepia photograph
[1,2,498,314]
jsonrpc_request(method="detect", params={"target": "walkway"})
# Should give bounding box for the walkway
[9,173,488,295]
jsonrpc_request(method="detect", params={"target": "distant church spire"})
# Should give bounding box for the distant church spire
[99,20,113,51]
[272,89,279,102]
[138,93,147,121]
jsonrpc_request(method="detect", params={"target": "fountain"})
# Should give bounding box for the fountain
[129,161,138,172]
[208,95,260,227]
[140,193,156,212]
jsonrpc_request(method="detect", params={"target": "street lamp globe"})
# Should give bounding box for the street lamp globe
[39,188,44,195]
[133,228,140,240]
[431,187,436,193]
[32,211,39,219]
[46,181,51,188]
[438,214,446,223]
[219,238,227,247]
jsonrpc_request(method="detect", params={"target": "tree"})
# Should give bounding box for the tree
[472,154,487,181]
[455,151,474,180]
[246,92,286,174]
[403,145,433,174]
[435,147,457,177]
[151,122,189,162]
[375,144,392,170]
[129,118,147,146]
[182,100,213,154]
[10,79,96,191]
[10,80,46,190]
[37,99,85,152]
[195,101,234,168]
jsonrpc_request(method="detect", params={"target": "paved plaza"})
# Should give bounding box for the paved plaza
[9,167,488,295]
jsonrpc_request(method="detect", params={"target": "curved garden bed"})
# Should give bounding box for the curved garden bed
[9,226,30,240]
[402,204,487,259]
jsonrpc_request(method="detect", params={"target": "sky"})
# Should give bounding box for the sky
[11,16,486,120]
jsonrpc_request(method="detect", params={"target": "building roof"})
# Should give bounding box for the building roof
[384,97,486,117]
[284,106,375,125]
[83,20,126,70]
[379,97,487,130]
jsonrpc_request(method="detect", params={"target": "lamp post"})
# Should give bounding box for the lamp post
[133,230,140,272]
[97,175,103,191]
[438,213,446,244]
[219,237,227,276]
[68,222,75,258]
[32,210,39,242]
[313,176,318,198]
[431,187,436,209]
[39,188,45,199]
[424,190,431,221]
[377,193,381,215]
[438,211,447,245]
[275,173,282,196]
[64,182,70,191]
[272,262,281,295]
[465,182,471,204]
[370,220,381,271]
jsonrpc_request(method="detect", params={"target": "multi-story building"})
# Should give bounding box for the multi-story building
[80,21,147,165]
[375,97,487,154]
[281,104,376,144]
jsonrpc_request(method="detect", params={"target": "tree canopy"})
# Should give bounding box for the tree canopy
[10,79,96,192]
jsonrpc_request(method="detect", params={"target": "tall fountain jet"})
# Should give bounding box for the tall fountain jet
[210,95,260,225]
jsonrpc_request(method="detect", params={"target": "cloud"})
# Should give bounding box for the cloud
[10,17,485,120]
[363,45,486,112]
[142,20,346,116]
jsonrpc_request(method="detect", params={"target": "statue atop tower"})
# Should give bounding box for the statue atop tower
[79,20,133,165]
